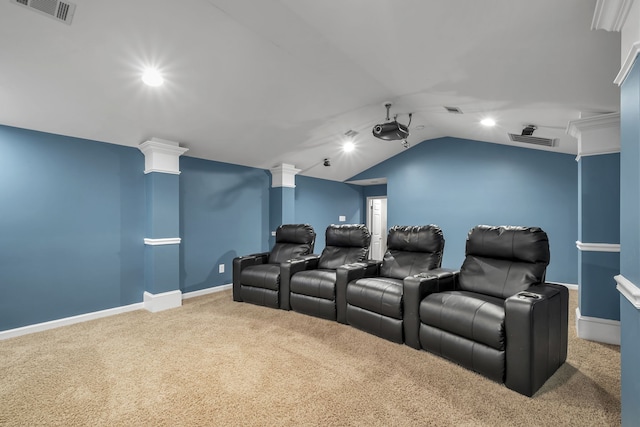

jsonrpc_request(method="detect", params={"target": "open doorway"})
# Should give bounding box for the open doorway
[366,196,387,260]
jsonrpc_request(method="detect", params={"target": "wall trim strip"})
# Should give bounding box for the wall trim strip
[576,241,621,252]
[144,237,182,246]
[615,274,640,309]
[0,284,232,340]
[575,307,621,345]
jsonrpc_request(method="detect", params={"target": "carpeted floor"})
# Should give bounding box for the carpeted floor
[0,289,620,426]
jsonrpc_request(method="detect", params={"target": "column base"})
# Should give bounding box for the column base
[144,290,182,313]
[575,307,620,345]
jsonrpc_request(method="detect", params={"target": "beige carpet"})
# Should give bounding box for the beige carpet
[0,289,620,426]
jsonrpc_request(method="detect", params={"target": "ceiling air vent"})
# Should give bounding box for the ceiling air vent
[444,106,463,114]
[508,133,557,147]
[11,0,76,25]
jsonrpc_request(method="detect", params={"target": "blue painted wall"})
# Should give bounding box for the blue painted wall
[0,125,145,331]
[349,137,578,284]
[363,184,387,198]
[580,154,620,243]
[179,156,270,294]
[619,56,640,427]
[621,296,640,425]
[621,61,640,286]
[295,175,364,252]
[577,153,620,321]
[146,173,180,238]
[578,251,620,320]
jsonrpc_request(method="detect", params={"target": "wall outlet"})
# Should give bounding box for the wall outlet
[339,215,346,222]
[218,264,225,273]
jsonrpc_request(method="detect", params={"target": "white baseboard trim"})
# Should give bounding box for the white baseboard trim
[0,284,233,341]
[575,307,621,345]
[143,290,182,313]
[183,283,232,299]
[0,302,144,341]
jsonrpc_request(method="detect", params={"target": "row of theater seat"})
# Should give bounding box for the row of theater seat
[232,223,568,397]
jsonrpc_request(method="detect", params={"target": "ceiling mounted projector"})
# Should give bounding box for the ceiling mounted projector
[372,103,411,142]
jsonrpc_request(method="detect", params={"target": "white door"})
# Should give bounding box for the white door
[367,197,387,260]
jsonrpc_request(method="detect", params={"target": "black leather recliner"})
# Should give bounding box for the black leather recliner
[286,224,371,320]
[339,225,445,344]
[404,225,568,396]
[232,224,315,310]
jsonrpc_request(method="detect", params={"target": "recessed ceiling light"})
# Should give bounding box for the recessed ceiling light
[343,141,355,152]
[480,118,496,127]
[142,68,163,87]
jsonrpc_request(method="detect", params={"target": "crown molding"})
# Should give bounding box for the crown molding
[592,0,633,31]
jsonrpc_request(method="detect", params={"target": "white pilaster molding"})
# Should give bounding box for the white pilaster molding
[592,0,633,31]
[143,290,182,313]
[566,113,620,161]
[576,241,621,252]
[615,274,640,309]
[144,237,182,246]
[138,138,189,174]
[575,307,621,345]
[270,163,300,188]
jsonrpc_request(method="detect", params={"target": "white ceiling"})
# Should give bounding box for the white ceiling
[0,0,621,182]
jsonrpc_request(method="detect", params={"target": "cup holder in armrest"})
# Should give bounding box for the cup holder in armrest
[517,291,542,300]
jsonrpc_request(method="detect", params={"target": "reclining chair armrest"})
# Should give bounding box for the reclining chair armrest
[335,261,381,324]
[504,283,569,396]
[232,252,270,302]
[403,268,459,349]
[279,254,322,310]
[296,254,321,270]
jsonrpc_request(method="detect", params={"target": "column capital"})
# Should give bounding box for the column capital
[138,138,189,174]
[270,163,300,188]
[567,113,620,160]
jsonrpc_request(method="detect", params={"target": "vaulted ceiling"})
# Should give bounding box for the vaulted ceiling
[0,0,620,182]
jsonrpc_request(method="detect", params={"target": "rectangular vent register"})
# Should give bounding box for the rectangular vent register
[11,0,76,25]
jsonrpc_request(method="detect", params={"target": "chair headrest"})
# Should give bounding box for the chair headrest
[325,224,371,248]
[275,224,316,245]
[387,225,444,253]
[465,225,550,264]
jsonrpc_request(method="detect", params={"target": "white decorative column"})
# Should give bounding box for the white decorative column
[138,138,188,312]
[567,113,621,344]
[269,163,300,245]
